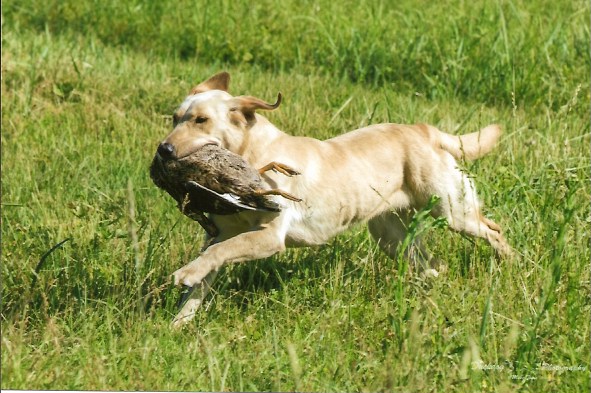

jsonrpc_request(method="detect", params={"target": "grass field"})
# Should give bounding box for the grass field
[2,0,590,391]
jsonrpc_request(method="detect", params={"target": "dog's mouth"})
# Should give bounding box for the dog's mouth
[150,141,225,204]
[150,143,213,193]
[176,142,219,162]
[171,139,221,161]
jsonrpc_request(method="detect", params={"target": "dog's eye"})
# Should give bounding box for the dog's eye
[195,116,208,124]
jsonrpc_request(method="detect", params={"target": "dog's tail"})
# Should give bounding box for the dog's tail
[436,124,502,161]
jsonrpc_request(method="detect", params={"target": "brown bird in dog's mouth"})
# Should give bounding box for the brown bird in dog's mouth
[150,144,301,237]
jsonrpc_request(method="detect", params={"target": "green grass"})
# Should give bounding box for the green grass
[2,0,590,391]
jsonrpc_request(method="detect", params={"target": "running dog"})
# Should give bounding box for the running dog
[155,72,513,326]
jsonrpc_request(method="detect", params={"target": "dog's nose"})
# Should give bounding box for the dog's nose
[157,142,176,160]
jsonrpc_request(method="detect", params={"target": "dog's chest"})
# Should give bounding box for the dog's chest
[282,205,354,247]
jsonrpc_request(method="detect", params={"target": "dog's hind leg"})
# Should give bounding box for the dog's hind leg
[368,209,442,276]
[434,168,514,258]
[446,207,514,258]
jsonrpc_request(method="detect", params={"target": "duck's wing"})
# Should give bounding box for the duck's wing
[184,181,281,214]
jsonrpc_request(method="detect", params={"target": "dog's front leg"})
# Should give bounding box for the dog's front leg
[172,270,218,328]
[173,224,286,287]
[171,236,219,328]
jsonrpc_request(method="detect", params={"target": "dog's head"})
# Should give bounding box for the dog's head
[156,72,281,160]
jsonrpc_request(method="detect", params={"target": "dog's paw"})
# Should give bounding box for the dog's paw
[173,263,208,287]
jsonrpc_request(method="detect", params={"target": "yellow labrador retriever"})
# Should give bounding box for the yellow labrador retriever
[158,72,513,326]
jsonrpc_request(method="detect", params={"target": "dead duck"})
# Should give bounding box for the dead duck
[150,144,301,236]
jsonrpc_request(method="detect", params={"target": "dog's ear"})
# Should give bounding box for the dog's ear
[231,93,282,117]
[190,72,230,94]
